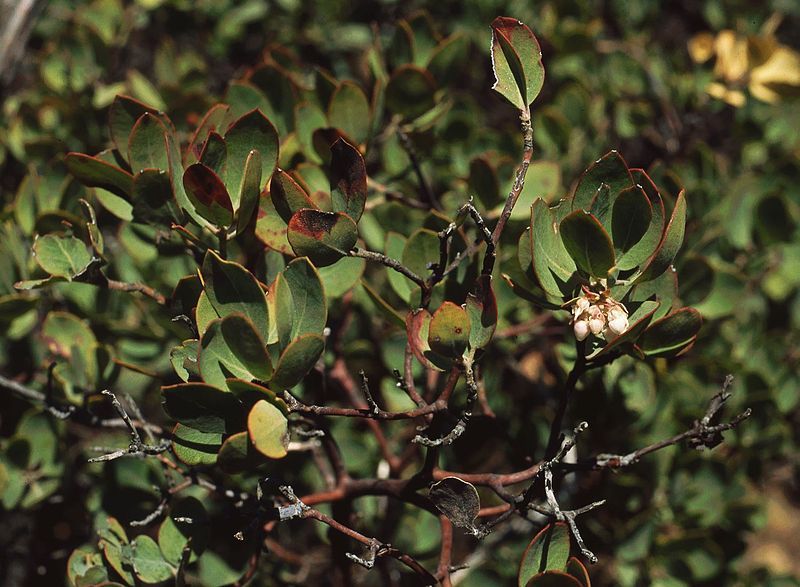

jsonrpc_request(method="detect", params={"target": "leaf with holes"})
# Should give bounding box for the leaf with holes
[33,234,91,279]
[287,209,358,267]
[490,17,545,109]
[519,523,571,586]
[428,302,471,358]
[559,211,615,278]
[248,400,289,459]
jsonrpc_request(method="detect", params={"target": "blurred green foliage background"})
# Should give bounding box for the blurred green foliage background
[1,0,799,585]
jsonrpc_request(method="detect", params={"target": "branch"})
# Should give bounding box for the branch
[491,111,533,246]
[349,246,427,290]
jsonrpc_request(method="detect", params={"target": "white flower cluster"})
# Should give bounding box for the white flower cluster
[570,291,629,341]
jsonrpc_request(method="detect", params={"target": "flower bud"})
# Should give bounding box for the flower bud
[574,319,590,341]
[606,307,629,336]
[588,307,605,335]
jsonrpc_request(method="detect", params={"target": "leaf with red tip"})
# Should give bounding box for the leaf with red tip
[490,17,545,109]
[287,209,358,267]
[329,139,367,222]
[272,168,317,223]
[405,309,441,371]
[183,163,234,227]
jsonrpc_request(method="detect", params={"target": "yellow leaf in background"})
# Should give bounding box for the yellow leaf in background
[707,82,746,107]
[688,32,715,64]
[749,46,800,103]
[713,30,749,83]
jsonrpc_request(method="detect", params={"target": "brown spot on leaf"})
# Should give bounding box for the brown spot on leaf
[290,209,338,238]
[183,163,233,212]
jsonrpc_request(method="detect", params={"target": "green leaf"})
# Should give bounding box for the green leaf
[171,424,220,466]
[183,163,234,227]
[428,301,471,358]
[271,168,317,223]
[198,314,272,390]
[223,109,279,209]
[132,535,174,584]
[490,17,545,109]
[200,250,270,338]
[287,209,359,266]
[235,149,262,234]
[194,291,219,336]
[385,65,437,120]
[638,307,702,358]
[386,231,413,303]
[559,211,615,278]
[187,104,230,164]
[279,258,327,340]
[611,186,653,256]
[33,234,91,279]
[255,188,293,255]
[67,546,106,587]
[636,190,687,283]
[566,557,591,586]
[198,131,227,177]
[132,169,181,226]
[328,81,371,145]
[294,102,328,163]
[531,200,577,298]
[226,379,288,414]
[402,228,439,283]
[128,113,169,173]
[158,496,208,565]
[525,571,584,586]
[466,275,498,350]
[247,400,289,459]
[270,334,325,389]
[571,151,633,213]
[329,139,367,222]
[317,255,365,298]
[518,523,571,586]
[161,383,243,434]
[216,431,265,474]
[65,153,133,198]
[108,95,161,157]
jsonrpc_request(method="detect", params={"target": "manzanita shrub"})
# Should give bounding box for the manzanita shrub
[1,15,753,587]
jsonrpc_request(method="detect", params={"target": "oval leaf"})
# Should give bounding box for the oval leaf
[198,314,273,390]
[224,109,279,208]
[200,250,270,339]
[328,81,371,145]
[559,211,615,278]
[270,334,325,390]
[638,307,702,358]
[611,186,653,255]
[183,163,234,227]
[161,383,243,434]
[636,190,687,283]
[490,17,545,109]
[33,234,91,279]
[287,209,358,267]
[429,477,481,530]
[248,399,289,459]
[65,153,133,198]
[519,522,571,586]
[428,301,471,358]
[329,138,367,222]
